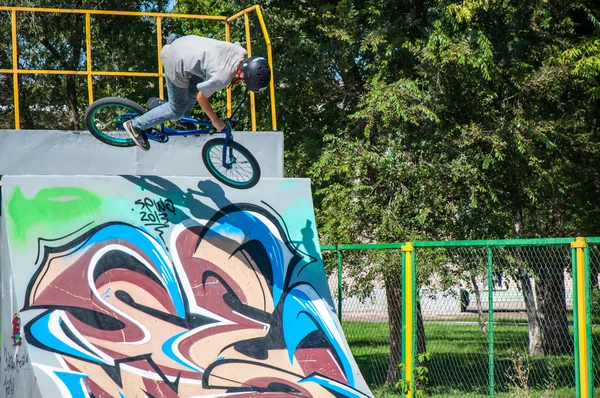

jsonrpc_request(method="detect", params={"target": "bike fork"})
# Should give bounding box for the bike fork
[222,132,234,169]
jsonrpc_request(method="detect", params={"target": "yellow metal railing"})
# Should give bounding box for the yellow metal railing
[0,5,277,131]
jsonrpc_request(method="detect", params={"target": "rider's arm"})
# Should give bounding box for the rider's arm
[196,77,226,132]
[196,91,225,132]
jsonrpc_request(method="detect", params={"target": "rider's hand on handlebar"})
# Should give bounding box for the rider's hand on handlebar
[212,118,226,132]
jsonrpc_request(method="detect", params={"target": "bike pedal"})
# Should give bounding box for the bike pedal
[154,133,168,142]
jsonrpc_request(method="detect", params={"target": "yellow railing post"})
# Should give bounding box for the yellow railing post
[254,6,277,131]
[85,12,93,104]
[572,237,590,398]
[1,5,275,131]
[11,9,20,129]
[225,20,232,118]
[156,16,164,99]
[244,12,257,132]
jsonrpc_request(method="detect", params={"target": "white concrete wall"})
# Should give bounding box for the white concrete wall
[0,130,284,177]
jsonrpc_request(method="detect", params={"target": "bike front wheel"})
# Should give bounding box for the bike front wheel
[85,97,145,147]
[202,138,261,189]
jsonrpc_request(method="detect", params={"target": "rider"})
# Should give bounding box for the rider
[124,35,271,151]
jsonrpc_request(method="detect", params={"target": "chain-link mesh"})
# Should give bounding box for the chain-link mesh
[323,250,403,389]
[322,250,339,311]
[416,247,489,396]
[323,243,578,397]
[590,243,600,393]
[493,245,574,396]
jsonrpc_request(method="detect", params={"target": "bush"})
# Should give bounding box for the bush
[591,287,600,319]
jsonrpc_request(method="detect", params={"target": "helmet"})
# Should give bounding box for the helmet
[241,56,271,93]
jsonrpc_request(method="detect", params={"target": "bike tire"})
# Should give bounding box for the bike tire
[202,138,261,189]
[85,97,146,147]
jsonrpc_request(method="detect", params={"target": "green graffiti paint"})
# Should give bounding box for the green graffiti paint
[8,186,102,241]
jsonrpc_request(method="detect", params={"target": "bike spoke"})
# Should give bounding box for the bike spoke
[208,146,254,183]
[91,104,137,144]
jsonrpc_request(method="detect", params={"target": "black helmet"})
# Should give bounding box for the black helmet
[241,56,271,93]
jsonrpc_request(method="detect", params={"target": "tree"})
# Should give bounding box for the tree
[313,0,600,359]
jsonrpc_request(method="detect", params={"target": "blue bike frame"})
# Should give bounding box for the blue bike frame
[125,94,246,170]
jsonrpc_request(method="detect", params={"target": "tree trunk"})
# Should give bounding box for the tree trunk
[591,260,600,289]
[470,274,487,334]
[416,299,427,355]
[65,13,84,130]
[511,188,543,356]
[384,271,403,385]
[19,86,35,129]
[384,269,427,386]
[65,74,79,130]
[535,263,573,354]
[37,10,84,130]
[519,264,544,356]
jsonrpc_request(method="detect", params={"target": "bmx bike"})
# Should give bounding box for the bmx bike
[84,94,260,189]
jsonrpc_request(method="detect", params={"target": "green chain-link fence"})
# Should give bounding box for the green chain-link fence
[322,248,404,388]
[492,245,575,396]
[322,238,594,397]
[416,246,489,396]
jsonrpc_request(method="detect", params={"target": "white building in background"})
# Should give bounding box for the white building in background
[327,271,575,321]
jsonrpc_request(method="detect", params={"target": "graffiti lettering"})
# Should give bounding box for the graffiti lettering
[3,347,30,396]
[3,376,14,396]
[134,197,176,247]
[16,195,372,397]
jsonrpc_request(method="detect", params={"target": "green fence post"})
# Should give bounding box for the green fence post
[337,246,343,323]
[412,248,417,396]
[572,241,581,398]
[584,242,593,397]
[487,246,495,398]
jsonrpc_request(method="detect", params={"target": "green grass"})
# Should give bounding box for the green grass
[368,386,578,397]
[425,313,600,326]
[342,321,584,397]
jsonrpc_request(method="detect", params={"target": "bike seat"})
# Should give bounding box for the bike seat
[147,97,166,110]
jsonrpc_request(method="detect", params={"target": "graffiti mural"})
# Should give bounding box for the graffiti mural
[3,177,372,398]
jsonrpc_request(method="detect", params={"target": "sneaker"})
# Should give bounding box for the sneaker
[123,120,150,151]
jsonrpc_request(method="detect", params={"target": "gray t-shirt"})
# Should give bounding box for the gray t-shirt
[160,35,248,97]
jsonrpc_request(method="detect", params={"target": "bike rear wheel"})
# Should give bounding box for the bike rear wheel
[85,97,146,147]
[202,138,261,189]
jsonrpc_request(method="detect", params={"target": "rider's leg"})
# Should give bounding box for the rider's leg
[124,78,188,150]
[169,78,200,131]
[183,76,201,118]
[132,78,188,131]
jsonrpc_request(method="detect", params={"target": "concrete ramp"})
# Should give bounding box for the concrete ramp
[1,175,373,398]
[0,130,284,177]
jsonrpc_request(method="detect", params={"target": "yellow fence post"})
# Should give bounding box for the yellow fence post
[244,12,257,132]
[572,237,590,398]
[11,9,20,129]
[402,242,415,398]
